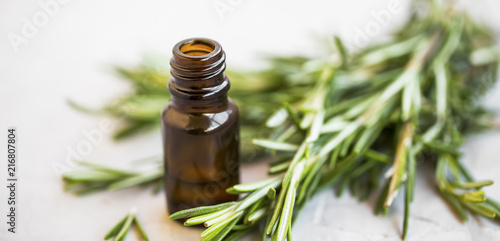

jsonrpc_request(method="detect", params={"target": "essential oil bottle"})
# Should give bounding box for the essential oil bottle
[161,38,240,215]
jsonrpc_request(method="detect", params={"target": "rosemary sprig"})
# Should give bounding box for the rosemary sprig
[104,207,149,241]
[169,1,500,240]
[63,160,163,195]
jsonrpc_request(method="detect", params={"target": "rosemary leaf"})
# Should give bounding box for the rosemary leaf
[114,208,136,241]
[169,202,237,220]
[104,215,128,240]
[252,139,299,152]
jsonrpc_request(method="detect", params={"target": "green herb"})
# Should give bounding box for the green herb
[63,160,163,195]
[168,1,500,240]
[104,207,149,241]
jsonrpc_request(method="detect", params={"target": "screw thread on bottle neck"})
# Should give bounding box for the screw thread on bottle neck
[168,38,230,112]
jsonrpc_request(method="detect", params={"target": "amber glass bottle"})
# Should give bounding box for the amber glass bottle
[162,38,240,215]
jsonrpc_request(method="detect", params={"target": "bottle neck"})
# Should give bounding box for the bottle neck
[168,38,230,113]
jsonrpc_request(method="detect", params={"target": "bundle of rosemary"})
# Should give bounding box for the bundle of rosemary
[168,2,500,240]
[63,0,500,240]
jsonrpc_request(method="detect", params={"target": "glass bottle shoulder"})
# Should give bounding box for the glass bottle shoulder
[162,100,238,134]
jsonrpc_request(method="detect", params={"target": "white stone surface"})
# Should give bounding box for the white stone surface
[0,0,499,240]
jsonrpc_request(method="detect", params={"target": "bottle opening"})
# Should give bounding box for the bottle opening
[179,40,215,56]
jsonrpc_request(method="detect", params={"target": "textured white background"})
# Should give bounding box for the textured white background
[1,0,500,240]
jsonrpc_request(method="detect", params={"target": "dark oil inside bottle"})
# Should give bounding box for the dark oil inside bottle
[162,38,240,216]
